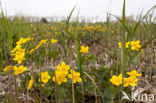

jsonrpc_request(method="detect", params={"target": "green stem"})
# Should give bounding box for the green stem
[121,0,126,96]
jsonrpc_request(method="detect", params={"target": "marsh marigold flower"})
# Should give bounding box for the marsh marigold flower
[126,42,130,48]
[40,71,51,83]
[124,76,138,87]
[118,42,130,48]
[110,74,122,86]
[127,70,141,77]
[130,40,141,51]
[53,71,67,85]
[28,75,33,90]
[39,39,48,44]
[29,39,48,54]
[51,38,58,43]
[13,49,26,64]
[3,65,12,71]
[13,65,27,75]
[80,46,89,54]
[11,45,21,54]
[118,42,122,48]
[41,84,44,87]
[118,40,143,52]
[16,38,24,45]
[56,62,70,74]
[11,42,26,64]
[16,37,33,45]
[68,70,82,83]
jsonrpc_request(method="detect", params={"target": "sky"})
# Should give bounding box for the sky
[1,0,156,21]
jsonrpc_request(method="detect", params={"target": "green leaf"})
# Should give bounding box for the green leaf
[83,71,104,103]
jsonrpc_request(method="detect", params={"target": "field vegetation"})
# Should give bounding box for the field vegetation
[0,1,156,103]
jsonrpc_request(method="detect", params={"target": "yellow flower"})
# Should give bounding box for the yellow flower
[12,48,25,56]
[118,40,143,51]
[126,42,130,48]
[140,49,144,52]
[124,76,138,87]
[41,84,44,87]
[127,70,141,77]
[11,37,30,64]
[136,40,140,44]
[28,75,33,90]
[12,46,26,64]
[13,65,27,75]
[51,38,58,43]
[40,71,51,83]
[118,42,121,48]
[13,50,26,64]
[80,46,89,54]
[110,74,122,86]
[118,42,130,48]
[53,71,67,85]
[16,37,33,45]
[16,38,24,45]
[68,70,82,83]
[11,37,33,58]
[39,39,48,44]
[29,39,47,54]
[130,41,141,51]
[34,43,42,50]
[56,62,70,74]
[111,31,115,33]
[29,48,35,54]
[55,32,58,35]
[22,37,34,43]
[3,65,11,71]
[11,45,21,54]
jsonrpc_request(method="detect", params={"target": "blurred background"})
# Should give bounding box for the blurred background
[1,0,156,22]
